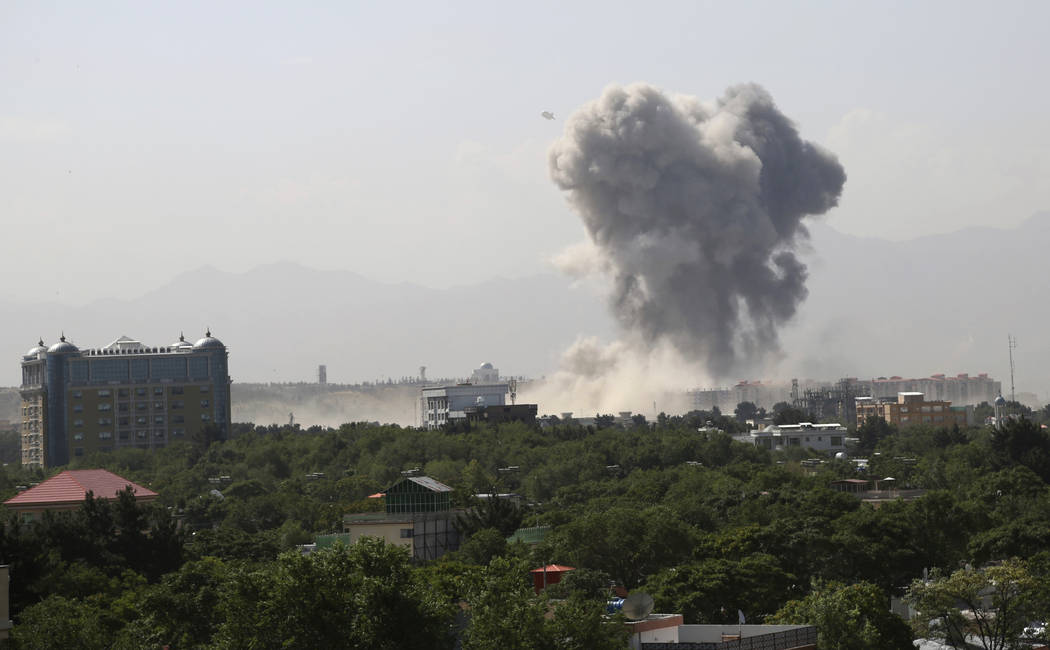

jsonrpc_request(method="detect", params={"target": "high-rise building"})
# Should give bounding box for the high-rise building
[20,332,231,468]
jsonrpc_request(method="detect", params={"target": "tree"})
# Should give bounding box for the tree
[770,581,913,650]
[734,401,760,423]
[907,559,1040,650]
[857,415,896,451]
[645,554,795,624]
[212,539,455,649]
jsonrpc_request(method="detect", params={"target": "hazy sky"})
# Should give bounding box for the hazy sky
[3,1,1049,304]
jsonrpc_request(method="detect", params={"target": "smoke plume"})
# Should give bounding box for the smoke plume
[549,83,845,379]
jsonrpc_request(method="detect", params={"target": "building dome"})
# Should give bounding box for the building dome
[47,334,79,355]
[24,340,47,359]
[171,333,193,349]
[193,330,225,350]
[479,362,494,370]
[994,394,1007,406]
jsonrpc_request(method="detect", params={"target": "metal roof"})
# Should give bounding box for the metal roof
[4,469,157,508]
[405,476,453,492]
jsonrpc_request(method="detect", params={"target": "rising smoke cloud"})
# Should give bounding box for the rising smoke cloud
[549,83,846,381]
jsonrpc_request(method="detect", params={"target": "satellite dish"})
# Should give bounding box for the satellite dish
[621,592,654,620]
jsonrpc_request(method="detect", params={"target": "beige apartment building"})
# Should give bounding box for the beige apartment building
[855,392,970,429]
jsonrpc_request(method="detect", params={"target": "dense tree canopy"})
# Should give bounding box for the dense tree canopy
[1,411,1049,646]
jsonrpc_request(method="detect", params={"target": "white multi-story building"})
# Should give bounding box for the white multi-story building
[471,362,499,384]
[420,383,509,430]
[733,422,850,454]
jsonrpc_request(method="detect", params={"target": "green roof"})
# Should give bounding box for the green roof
[506,526,550,545]
[315,533,352,548]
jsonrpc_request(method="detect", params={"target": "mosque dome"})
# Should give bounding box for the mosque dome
[24,340,47,360]
[171,333,194,349]
[193,330,225,350]
[47,335,79,355]
[994,394,1007,407]
[479,362,494,370]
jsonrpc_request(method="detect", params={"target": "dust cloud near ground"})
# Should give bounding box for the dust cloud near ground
[232,383,419,428]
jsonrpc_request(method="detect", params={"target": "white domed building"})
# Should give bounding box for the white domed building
[471,362,499,384]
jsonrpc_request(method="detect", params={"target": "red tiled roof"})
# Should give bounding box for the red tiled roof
[530,564,575,573]
[4,469,157,507]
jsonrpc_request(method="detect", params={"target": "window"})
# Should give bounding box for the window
[97,417,112,426]
[172,415,184,424]
[154,430,165,438]
[136,403,147,411]
[201,414,211,422]
[154,387,164,396]
[200,385,210,393]
[98,431,112,440]
[136,387,147,397]
[74,447,84,457]
[119,431,129,440]
[118,403,129,412]
[831,436,843,446]
[170,386,184,395]
[72,390,82,398]
[172,400,184,409]
[98,403,112,412]
[153,401,164,410]
[154,416,165,425]
[118,388,129,398]
[73,432,84,441]
[136,431,148,439]
[399,528,414,538]
[172,428,184,436]
[152,356,189,381]
[73,419,84,427]
[137,416,148,425]
[73,404,83,413]
[200,399,210,408]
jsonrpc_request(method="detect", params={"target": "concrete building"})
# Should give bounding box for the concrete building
[3,469,158,521]
[471,362,500,384]
[733,422,849,454]
[20,332,232,468]
[857,373,1001,406]
[628,621,816,649]
[342,475,460,561]
[855,392,970,429]
[420,383,509,429]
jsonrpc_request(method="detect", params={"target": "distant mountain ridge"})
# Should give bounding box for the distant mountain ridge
[3,213,1048,411]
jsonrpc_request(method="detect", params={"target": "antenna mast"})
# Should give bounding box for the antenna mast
[1008,334,1017,403]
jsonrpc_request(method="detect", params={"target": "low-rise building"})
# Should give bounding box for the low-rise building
[420,383,509,429]
[625,618,816,650]
[3,468,158,521]
[733,422,849,453]
[855,392,970,429]
[342,475,460,561]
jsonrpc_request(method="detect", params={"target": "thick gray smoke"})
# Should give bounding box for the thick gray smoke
[549,83,846,379]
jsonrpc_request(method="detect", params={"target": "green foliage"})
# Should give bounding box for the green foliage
[645,554,795,624]
[907,558,1040,650]
[462,558,628,650]
[12,412,1050,646]
[212,539,455,650]
[770,581,912,650]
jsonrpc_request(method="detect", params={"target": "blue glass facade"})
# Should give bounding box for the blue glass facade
[45,352,72,466]
[26,334,232,468]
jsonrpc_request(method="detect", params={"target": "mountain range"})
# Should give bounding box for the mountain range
[3,213,1048,408]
